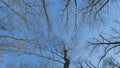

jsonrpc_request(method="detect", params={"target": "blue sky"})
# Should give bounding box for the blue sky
[0,0,120,68]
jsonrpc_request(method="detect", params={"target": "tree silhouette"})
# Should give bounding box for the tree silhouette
[0,0,119,68]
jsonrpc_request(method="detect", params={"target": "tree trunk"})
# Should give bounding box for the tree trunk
[63,46,70,68]
[64,57,70,68]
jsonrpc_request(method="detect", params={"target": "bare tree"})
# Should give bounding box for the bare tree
[87,21,120,68]
[0,0,119,68]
